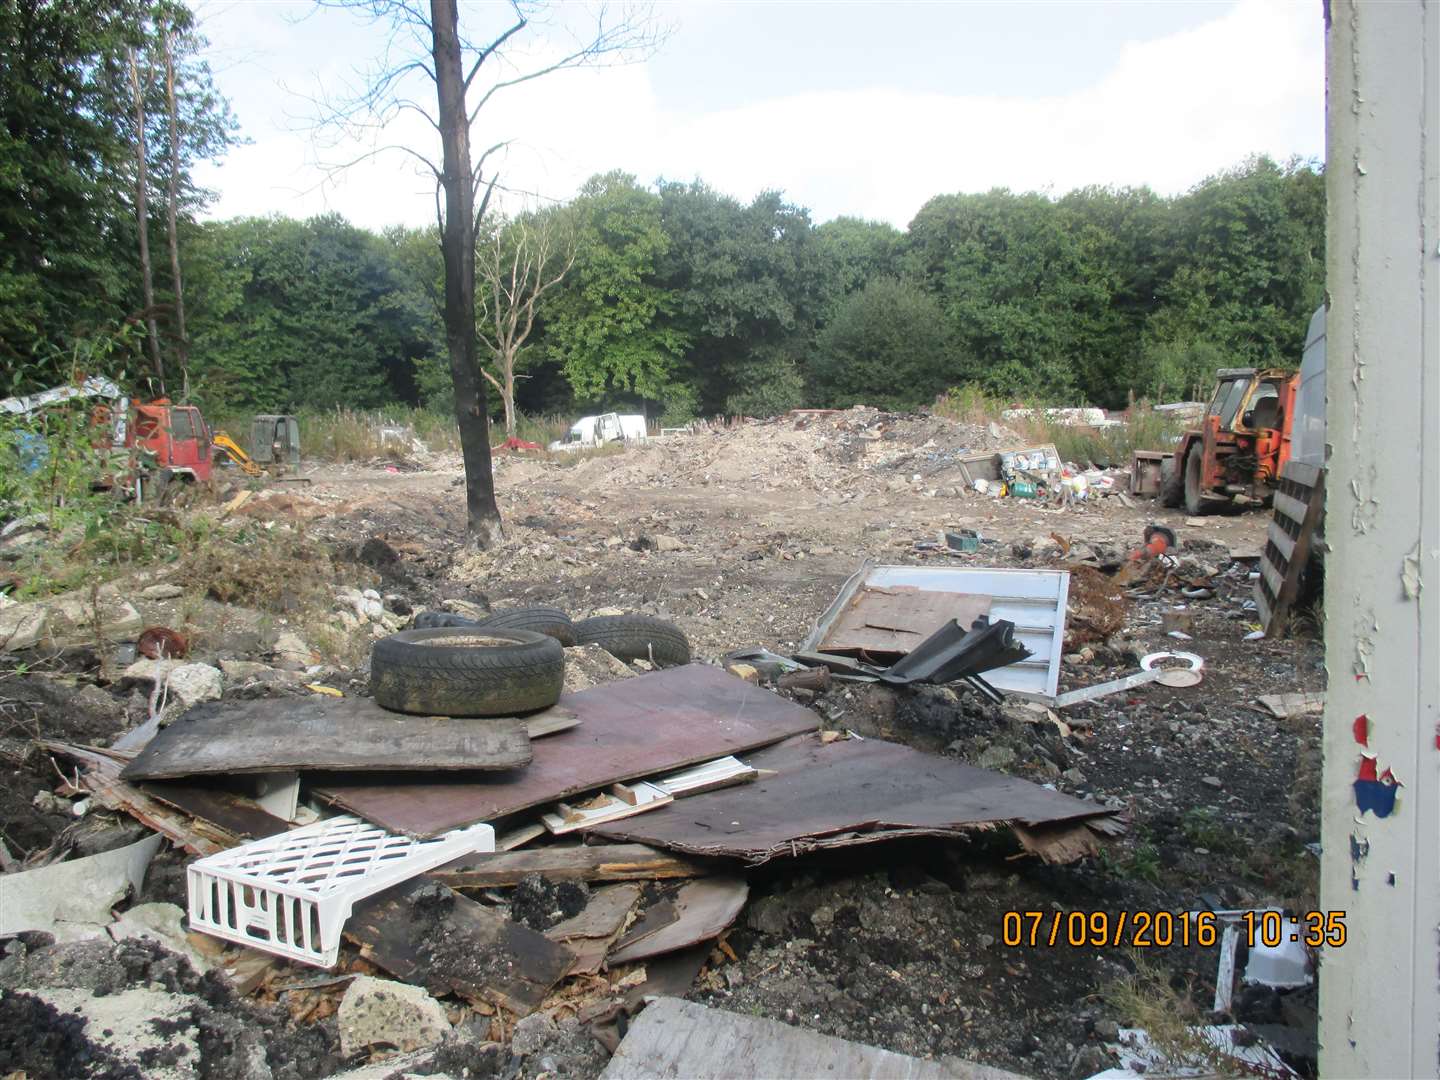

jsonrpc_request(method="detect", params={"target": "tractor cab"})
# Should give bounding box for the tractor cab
[249,414,301,470]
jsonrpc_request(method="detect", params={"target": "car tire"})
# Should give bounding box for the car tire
[412,610,482,630]
[573,614,691,667]
[1183,448,1208,517]
[371,627,564,717]
[476,605,577,646]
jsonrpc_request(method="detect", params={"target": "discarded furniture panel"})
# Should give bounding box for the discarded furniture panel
[801,563,1070,699]
[432,843,712,889]
[607,877,748,965]
[593,733,1119,865]
[0,834,162,942]
[601,997,1024,1080]
[1254,461,1325,636]
[315,664,817,838]
[348,879,574,1016]
[187,815,495,967]
[121,696,532,780]
[542,781,674,835]
[141,782,292,840]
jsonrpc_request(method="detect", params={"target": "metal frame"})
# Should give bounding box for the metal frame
[800,561,1070,699]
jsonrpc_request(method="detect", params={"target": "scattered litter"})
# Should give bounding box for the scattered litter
[1138,650,1205,673]
[1052,669,1164,708]
[1245,935,1314,989]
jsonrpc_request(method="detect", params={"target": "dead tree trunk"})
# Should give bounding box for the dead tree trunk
[162,33,188,399]
[127,47,164,393]
[430,0,502,546]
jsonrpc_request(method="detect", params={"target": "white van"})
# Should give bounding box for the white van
[548,412,648,452]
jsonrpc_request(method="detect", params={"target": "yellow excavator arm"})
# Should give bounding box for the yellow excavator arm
[212,431,264,477]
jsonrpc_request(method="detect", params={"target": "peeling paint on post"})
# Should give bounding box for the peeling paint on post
[1321,2,1440,1076]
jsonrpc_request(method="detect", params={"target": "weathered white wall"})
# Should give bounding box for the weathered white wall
[1322,2,1440,1077]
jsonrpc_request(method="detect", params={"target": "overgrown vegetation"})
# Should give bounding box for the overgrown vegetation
[1105,954,1245,1078]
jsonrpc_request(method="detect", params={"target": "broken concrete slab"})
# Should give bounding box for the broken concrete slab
[31,986,203,1080]
[337,975,452,1058]
[600,997,1026,1079]
[43,589,144,648]
[160,662,224,715]
[0,833,161,941]
[107,902,213,973]
[0,599,47,651]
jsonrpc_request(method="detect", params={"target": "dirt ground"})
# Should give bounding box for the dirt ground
[0,408,1323,1079]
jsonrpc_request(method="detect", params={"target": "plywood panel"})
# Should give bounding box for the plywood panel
[315,665,817,838]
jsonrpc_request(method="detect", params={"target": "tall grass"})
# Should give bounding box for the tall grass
[931,386,1188,467]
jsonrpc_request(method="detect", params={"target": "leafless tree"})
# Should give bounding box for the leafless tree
[127,47,164,391]
[477,210,576,440]
[162,31,189,398]
[315,0,664,547]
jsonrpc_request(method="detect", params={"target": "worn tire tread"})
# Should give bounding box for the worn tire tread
[573,614,691,667]
[476,605,577,646]
[371,627,563,716]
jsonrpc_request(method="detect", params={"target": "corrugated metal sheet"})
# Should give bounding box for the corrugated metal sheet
[800,562,1069,699]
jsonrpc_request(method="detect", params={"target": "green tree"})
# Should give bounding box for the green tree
[543,172,689,414]
[813,277,954,409]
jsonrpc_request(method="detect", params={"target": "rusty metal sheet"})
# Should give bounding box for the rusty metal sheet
[120,696,531,780]
[823,587,991,656]
[314,664,818,838]
[592,733,1120,864]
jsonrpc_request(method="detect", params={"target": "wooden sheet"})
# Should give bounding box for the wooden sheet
[120,695,531,780]
[607,878,748,965]
[822,587,991,655]
[433,843,711,888]
[347,879,573,1016]
[593,733,1120,864]
[314,664,817,838]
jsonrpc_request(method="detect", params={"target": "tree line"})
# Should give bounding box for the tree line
[3,1,1324,426]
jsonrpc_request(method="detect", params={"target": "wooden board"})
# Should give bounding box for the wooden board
[315,665,818,838]
[433,843,711,889]
[141,783,291,839]
[347,879,574,1016]
[594,733,1120,864]
[1254,462,1325,637]
[601,997,1023,1080]
[822,586,992,655]
[545,883,641,976]
[607,878,748,965]
[120,695,532,780]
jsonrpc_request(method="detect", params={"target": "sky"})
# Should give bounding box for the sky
[191,0,1326,231]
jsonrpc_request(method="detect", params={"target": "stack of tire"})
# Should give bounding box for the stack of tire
[370,606,691,717]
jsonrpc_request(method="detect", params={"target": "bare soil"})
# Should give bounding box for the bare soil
[0,409,1322,1079]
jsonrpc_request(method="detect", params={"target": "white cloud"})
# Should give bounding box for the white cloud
[194,0,1323,230]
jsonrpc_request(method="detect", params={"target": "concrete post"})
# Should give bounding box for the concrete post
[1321,2,1440,1077]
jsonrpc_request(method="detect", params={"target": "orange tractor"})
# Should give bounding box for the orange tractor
[1160,367,1299,516]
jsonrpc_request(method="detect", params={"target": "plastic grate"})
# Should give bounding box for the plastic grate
[187,814,493,967]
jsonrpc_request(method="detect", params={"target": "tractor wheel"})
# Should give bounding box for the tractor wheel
[1158,457,1184,508]
[1183,449,1208,516]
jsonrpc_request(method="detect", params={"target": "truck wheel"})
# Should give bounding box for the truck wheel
[573,615,691,667]
[371,627,564,717]
[476,605,576,646]
[1183,449,1208,516]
